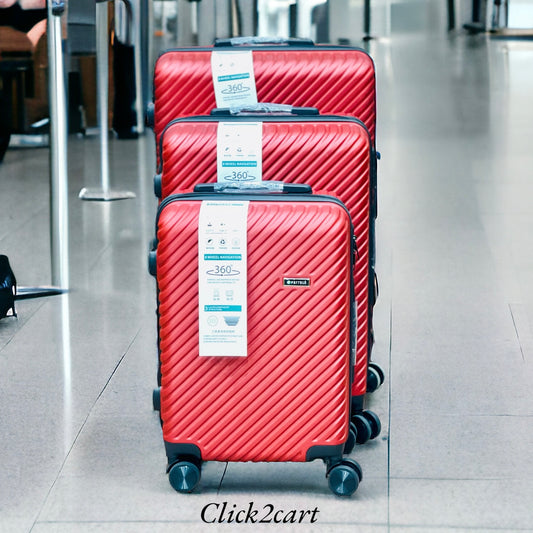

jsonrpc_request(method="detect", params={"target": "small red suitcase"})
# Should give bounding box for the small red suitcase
[153,110,381,441]
[148,38,377,161]
[150,185,362,496]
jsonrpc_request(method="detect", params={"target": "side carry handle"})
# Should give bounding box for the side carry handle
[194,182,312,195]
[210,104,319,116]
[214,36,315,47]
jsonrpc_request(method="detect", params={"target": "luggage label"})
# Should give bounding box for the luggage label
[211,50,257,108]
[198,200,249,357]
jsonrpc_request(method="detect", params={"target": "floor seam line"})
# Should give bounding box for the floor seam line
[216,462,229,494]
[29,325,143,532]
[387,298,393,533]
[508,303,526,362]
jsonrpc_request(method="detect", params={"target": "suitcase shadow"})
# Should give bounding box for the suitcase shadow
[206,460,335,497]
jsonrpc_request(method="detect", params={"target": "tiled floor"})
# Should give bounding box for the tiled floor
[1,7,533,533]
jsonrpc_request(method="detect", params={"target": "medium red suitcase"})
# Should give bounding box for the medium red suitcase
[153,111,381,441]
[151,185,363,496]
[149,38,377,161]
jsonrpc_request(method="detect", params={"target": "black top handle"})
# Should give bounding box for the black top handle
[193,182,312,195]
[210,104,319,116]
[214,36,315,48]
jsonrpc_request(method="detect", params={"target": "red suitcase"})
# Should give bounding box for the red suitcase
[153,110,381,442]
[151,184,362,496]
[148,38,377,162]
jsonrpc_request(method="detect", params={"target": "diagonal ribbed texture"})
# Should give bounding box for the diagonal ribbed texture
[161,120,371,398]
[158,200,352,463]
[153,48,376,164]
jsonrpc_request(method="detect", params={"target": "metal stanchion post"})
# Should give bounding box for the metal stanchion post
[448,0,456,30]
[97,0,110,190]
[133,0,144,136]
[16,0,68,299]
[48,0,69,289]
[144,0,155,108]
[363,0,374,41]
[464,0,487,33]
[79,0,135,201]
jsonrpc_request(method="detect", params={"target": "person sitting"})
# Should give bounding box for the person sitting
[0,0,47,161]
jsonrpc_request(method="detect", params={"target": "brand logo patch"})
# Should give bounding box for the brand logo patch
[283,278,311,287]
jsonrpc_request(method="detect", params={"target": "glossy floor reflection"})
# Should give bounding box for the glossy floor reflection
[1,24,533,533]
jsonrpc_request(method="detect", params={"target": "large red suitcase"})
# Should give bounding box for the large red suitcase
[153,111,381,441]
[149,38,377,161]
[152,186,362,496]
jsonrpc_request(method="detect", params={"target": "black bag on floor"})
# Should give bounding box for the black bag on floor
[0,255,17,319]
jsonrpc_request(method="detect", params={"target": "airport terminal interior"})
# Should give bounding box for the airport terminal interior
[1,0,533,531]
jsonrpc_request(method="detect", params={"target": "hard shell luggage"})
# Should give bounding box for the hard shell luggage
[149,184,363,496]
[148,39,384,400]
[153,109,381,440]
[148,38,383,397]
[148,37,377,162]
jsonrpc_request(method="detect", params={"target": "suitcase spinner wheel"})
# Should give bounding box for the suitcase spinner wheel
[168,460,201,493]
[362,410,381,439]
[367,361,385,393]
[343,422,358,455]
[327,459,363,497]
[168,456,363,497]
[152,387,161,412]
[351,410,381,444]
[351,414,373,445]
[366,364,385,393]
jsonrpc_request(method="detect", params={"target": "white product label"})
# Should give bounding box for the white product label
[211,50,258,108]
[217,122,262,183]
[198,201,249,357]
